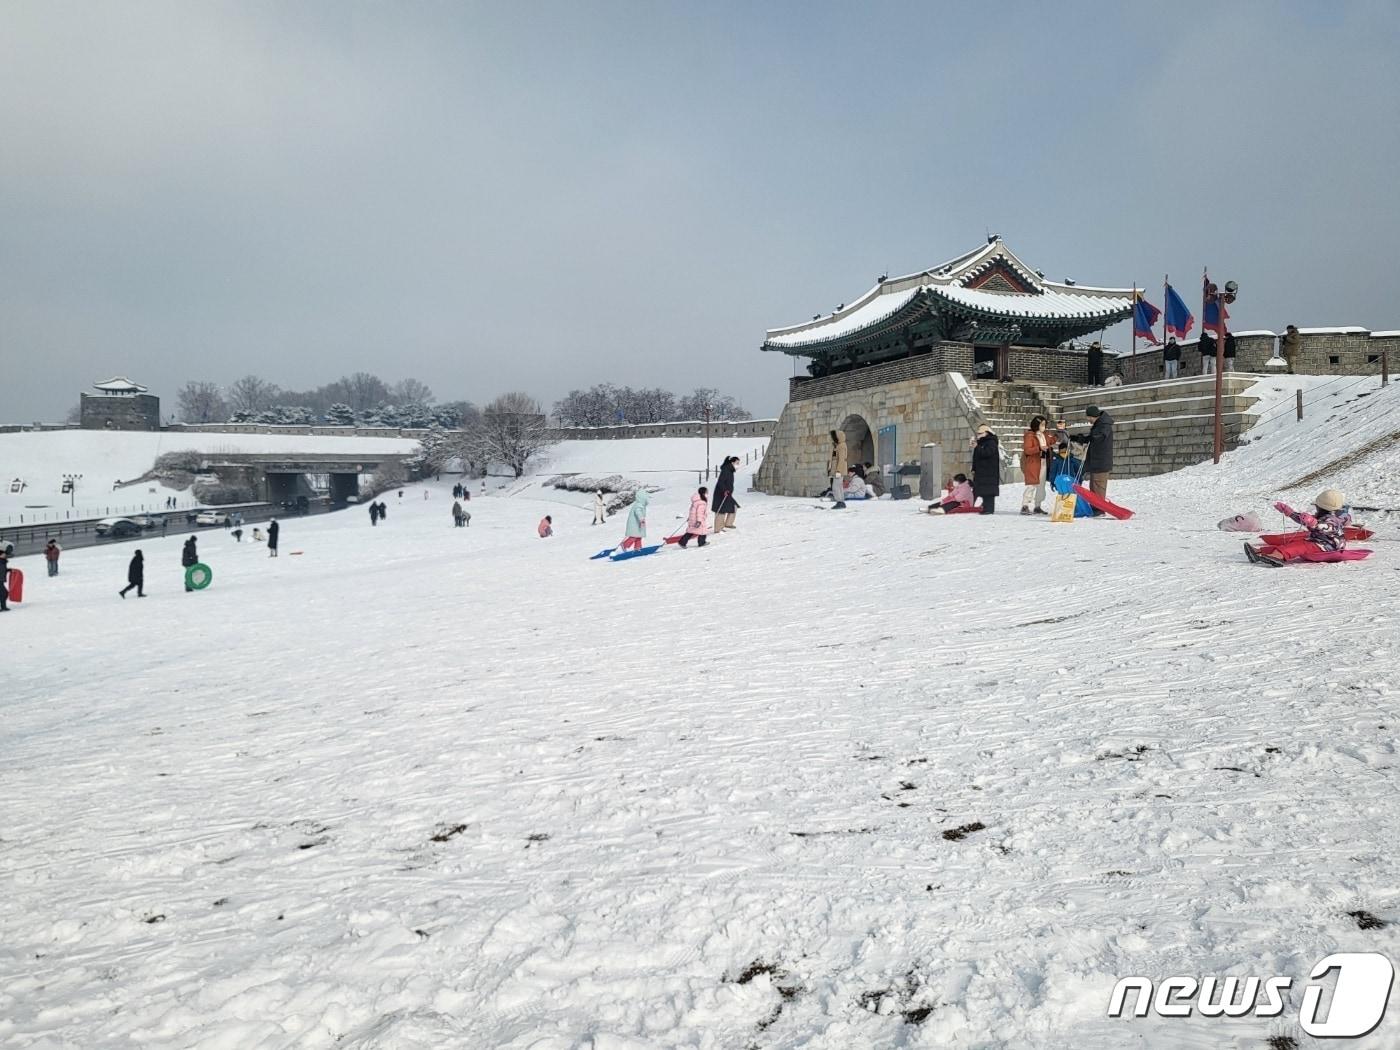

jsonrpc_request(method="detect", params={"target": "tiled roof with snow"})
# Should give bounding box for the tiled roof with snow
[93,376,148,393]
[764,240,1133,350]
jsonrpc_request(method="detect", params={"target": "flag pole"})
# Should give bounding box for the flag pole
[1206,267,1224,465]
[1162,274,1169,347]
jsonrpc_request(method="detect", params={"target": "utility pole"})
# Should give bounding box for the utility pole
[704,401,712,481]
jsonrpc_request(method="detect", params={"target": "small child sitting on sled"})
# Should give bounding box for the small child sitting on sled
[1245,489,1350,566]
[927,474,974,515]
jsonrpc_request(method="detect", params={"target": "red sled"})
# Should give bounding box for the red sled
[1295,548,1373,563]
[1259,526,1373,545]
[6,567,23,603]
[1070,484,1134,520]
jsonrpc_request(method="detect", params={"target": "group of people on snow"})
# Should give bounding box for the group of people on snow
[921,407,1115,518]
[367,501,389,526]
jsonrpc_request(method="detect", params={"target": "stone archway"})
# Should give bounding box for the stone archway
[838,413,875,468]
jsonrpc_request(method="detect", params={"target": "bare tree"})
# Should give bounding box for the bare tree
[391,378,435,405]
[65,402,82,424]
[228,374,280,415]
[472,392,555,477]
[334,372,390,414]
[177,381,228,423]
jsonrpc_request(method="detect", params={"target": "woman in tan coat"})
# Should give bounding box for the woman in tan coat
[1020,416,1057,515]
[826,429,848,509]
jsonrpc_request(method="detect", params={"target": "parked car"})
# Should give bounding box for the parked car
[195,510,229,526]
[131,515,157,529]
[95,517,142,538]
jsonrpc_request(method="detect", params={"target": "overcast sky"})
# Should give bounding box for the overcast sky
[3,1,1398,423]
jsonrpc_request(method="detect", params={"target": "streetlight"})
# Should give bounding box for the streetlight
[704,400,712,481]
[62,473,83,509]
[1206,279,1238,464]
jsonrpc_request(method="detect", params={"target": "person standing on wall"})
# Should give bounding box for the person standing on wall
[971,423,1000,515]
[1087,341,1104,386]
[1200,330,1217,374]
[1163,337,1181,379]
[1083,406,1115,513]
[1019,416,1057,515]
[825,430,848,510]
[267,518,279,557]
[1281,324,1301,374]
[1223,330,1237,372]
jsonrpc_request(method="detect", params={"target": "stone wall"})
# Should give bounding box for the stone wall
[755,371,984,497]
[787,341,1095,402]
[1121,328,1398,383]
[547,419,776,440]
[162,419,776,442]
[80,393,161,431]
[1051,375,1261,478]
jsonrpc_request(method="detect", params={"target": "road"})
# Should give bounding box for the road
[1,503,339,558]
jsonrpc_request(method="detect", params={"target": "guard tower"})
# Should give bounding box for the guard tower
[80,377,161,431]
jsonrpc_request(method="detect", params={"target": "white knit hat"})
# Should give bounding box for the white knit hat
[1314,489,1345,511]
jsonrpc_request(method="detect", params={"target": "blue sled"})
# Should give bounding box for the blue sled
[589,548,617,560]
[610,544,662,562]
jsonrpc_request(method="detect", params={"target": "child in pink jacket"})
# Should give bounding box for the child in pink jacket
[678,487,709,548]
[927,474,974,515]
[537,515,553,538]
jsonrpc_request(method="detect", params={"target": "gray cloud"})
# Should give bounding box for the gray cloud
[2,1,1397,424]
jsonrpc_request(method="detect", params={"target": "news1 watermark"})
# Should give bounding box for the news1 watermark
[1109,953,1395,1037]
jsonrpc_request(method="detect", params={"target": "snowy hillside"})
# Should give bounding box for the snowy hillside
[2,399,1398,1049]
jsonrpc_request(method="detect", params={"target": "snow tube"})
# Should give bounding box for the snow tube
[1259,526,1373,545]
[185,563,213,590]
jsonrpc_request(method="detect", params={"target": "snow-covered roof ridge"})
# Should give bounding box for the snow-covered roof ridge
[1296,326,1369,334]
[765,238,1133,346]
[92,376,148,393]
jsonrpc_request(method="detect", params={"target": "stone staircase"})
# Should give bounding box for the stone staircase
[965,380,1066,476]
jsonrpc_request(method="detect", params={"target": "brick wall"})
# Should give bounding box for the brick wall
[1121,328,1396,382]
[80,393,161,431]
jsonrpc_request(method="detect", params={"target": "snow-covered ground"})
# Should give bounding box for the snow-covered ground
[2,389,1398,1049]
[0,430,421,525]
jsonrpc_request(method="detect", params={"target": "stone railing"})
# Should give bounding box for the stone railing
[1120,327,1398,383]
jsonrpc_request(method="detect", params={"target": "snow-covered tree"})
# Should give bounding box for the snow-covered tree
[325,403,356,426]
[471,392,556,477]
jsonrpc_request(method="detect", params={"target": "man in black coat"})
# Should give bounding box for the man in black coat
[1199,330,1217,375]
[1086,341,1104,386]
[181,536,198,591]
[1083,406,1114,513]
[0,548,10,610]
[267,518,280,558]
[1163,338,1181,379]
[119,549,145,598]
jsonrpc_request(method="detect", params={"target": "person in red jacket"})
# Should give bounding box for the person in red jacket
[44,539,61,576]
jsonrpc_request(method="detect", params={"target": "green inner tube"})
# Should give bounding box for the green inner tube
[185,563,213,590]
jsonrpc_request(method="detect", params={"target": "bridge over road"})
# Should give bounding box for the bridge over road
[202,450,414,505]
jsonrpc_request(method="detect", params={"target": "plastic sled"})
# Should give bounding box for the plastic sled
[6,567,23,603]
[1070,484,1134,520]
[611,544,661,561]
[1259,526,1373,545]
[1295,548,1373,563]
[928,503,981,515]
[589,548,618,560]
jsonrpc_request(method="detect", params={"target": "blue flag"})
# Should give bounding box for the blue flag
[1164,283,1194,339]
[1202,273,1230,334]
[1133,292,1161,345]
